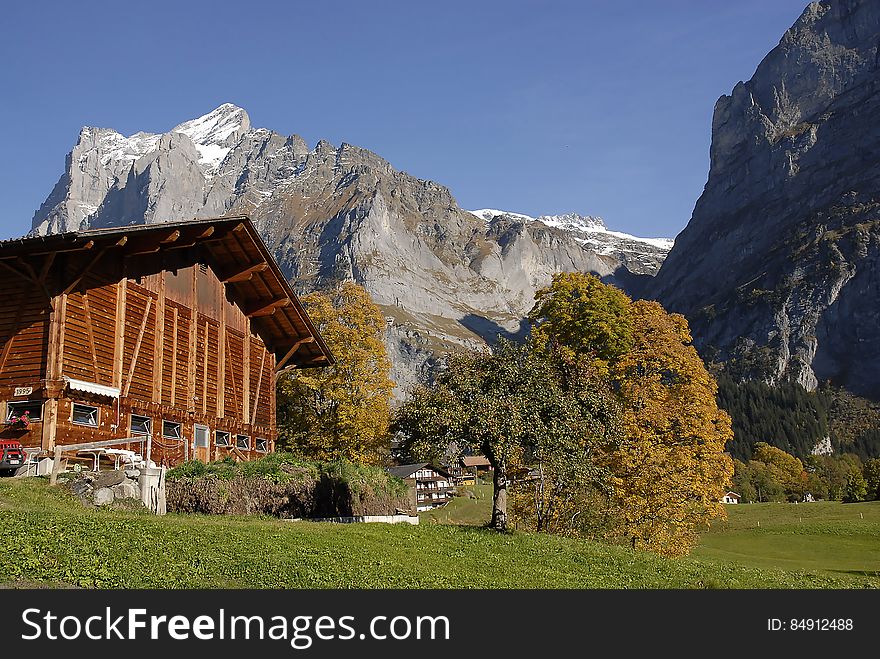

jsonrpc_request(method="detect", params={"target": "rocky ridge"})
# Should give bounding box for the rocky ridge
[650,0,880,399]
[32,104,671,398]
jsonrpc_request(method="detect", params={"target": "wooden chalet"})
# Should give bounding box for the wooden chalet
[386,463,453,512]
[0,216,332,467]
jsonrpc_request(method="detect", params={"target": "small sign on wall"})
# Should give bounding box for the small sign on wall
[13,387,33,397]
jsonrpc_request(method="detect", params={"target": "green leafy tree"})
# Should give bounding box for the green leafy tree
[843,470,868,503]
[807,453,863,500]
[277,282,394,465]
[394,340,618,531]
[863,458,880,501]
[732,459,758,502]
[751,442,808,502]
[529,272,633,374]
[509,353,622,535]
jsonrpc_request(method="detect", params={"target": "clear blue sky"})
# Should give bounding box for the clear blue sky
[0,0,810,240]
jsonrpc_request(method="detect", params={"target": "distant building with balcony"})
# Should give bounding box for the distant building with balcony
[444,454,494,486]
[386,463,453,512]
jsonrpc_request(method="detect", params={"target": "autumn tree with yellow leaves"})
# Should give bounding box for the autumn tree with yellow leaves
[529,273,734,556]
[602,300,734,556]
[277,282,394,465]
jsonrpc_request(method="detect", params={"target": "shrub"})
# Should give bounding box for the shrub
[166,453,409,517]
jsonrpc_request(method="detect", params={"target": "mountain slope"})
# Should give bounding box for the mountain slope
[650,0,880,399]
[32,104,671,397]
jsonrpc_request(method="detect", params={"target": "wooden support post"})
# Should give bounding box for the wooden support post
[41,399,59,454]
[218,298,226,419]
[170,307,178,407]
[43,287,66,454]
[242,335,250,424]
[269,352,276,435]
[201,321,208,416]
[113,279,127,390]
[49,449,63,486]
[152,273,166,403]
[187,271,198,414]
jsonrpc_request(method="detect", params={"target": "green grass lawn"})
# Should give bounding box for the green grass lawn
[419,481,493,525]
[692,501,880,581]
[0,477,875,589]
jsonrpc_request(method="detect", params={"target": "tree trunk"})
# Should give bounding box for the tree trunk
[491,465,508,531]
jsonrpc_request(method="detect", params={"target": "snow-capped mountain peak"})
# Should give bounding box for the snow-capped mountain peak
[172,103,250,172]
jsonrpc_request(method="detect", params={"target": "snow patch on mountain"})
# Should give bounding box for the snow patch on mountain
[470,208,673,252]
[172,103,250,172]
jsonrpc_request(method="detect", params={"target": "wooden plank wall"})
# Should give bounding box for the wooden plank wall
[0,277,50,388]
[63,273,117,387]
[0,258,278,462]
[0,272,51,448]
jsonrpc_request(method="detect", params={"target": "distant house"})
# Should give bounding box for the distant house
[722,491,741,504]
[461,455,492,477]
[387,463,453,512]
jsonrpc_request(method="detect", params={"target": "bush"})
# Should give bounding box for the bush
[166,453,409,517]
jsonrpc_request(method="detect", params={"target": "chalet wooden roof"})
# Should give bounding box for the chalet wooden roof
[0,216,333,369]
[461,455,491,468]
[386,463,450,479]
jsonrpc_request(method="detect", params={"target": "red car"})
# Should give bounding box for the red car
[0,440,25,475]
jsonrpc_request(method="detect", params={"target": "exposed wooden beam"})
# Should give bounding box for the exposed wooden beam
[201,321,208,416]
[81,292,102,384]
[152,271,166,404]
[37,252,56,283]
[272,364,297,384]
[251,349,266,422]
[242,335,251,424]
[126,244,160,257]
[0,259,34,284]
[125,234,205,256]
[274,336,315,372]
[222,261,268,284]
[201,223,247,245]
[1,239,95,260]
[245,297,291,318]
[160,230,181,244]
[121,296,153,398]
[16,256,40,283]
[63,246,111,295]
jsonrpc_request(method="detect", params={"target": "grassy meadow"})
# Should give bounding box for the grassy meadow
[0,477,876,589]
[692,500,880,581]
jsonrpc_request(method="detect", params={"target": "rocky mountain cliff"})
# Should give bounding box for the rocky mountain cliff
[650,0,880,399]
[32,103,671,398]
